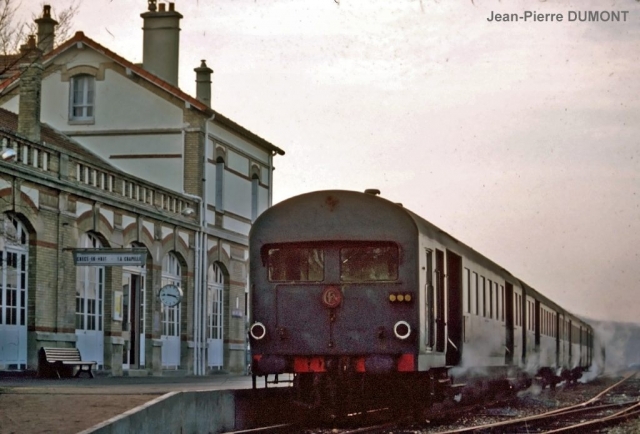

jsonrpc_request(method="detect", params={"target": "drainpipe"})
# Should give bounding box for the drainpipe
[192,113,215,375]
[200,114,214,375]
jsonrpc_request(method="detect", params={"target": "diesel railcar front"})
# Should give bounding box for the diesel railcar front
[248,190,594,411]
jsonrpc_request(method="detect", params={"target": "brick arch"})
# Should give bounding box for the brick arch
[0,188,40,229]
[159,232,190,269]
[122,223,154,249]
[75,210,94,232]
[207,243,231,272]
[96,213,114,239]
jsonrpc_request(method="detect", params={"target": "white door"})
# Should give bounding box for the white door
[75,233,104,366]
[0,215,28,369]
[207,264,224,367]
[161,253,181,368]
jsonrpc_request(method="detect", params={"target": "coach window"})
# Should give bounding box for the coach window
[340,244,398,281]
[464,268,471,313]
[500,285,505,321]
[487,279,493,318]
[480,276,486,317]
[70,74,95,123]
[472,272,478,315]
[267,247,324,282]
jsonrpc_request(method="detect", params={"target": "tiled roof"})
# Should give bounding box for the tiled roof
[0,107,116,169]
[0,54,22,79]
[0,32,285,156]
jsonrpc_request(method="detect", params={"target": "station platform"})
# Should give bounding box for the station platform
[0,372,292,395]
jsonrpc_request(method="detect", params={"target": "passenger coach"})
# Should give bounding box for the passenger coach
[248,190,593,411]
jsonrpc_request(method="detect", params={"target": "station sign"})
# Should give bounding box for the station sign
[73,248,148,266]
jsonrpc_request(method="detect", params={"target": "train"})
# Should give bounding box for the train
[248,189,594,414]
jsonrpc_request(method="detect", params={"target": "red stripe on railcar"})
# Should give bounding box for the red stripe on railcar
[397,353,415,371]
[294,356,327,373]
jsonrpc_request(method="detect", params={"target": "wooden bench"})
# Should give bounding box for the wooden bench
[38,347,97,378]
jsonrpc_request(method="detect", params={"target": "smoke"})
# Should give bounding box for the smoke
[581,318,640,379]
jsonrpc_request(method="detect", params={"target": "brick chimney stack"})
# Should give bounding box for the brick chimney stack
[35,5,58,54]
[18,36,44,143]
[194,60,213,107]
[141,1,183,87]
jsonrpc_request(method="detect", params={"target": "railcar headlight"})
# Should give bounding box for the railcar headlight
[388,292,414,303]
[394,321,411,340]
[250,322,267,340]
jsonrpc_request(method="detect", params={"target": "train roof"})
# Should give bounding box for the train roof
[403,200,585,323]
[256,190,589,327]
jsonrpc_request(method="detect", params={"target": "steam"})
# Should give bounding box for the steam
[578,318,640,382]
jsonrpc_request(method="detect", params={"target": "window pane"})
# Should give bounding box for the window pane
[268,247,324,282]
[340,245,398,282]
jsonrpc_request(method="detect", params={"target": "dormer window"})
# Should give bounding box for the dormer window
[70,74,95,122]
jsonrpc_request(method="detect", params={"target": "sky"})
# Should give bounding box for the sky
[18,0,640,323]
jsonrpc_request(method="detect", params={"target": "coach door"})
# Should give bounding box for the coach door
[446,251,463,365]
[505,282,514,364]
[435,250,446,353]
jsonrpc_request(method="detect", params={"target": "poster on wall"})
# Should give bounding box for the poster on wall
[113,290,123,321]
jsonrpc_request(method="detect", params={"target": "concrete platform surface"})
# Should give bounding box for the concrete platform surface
[0,373,291,395]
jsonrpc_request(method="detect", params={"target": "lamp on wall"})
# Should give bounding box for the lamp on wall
[1,148,17,162]
[181,207,196,218]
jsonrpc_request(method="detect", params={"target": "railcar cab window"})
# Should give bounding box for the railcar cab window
[267,247,324,282]
[340,244,398,282]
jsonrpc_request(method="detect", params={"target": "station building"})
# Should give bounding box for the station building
[0,2,284,376]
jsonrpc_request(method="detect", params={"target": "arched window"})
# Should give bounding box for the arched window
[76,233,104,333]
[251,173,259,222]
[75,232,105,366]
[161,253,182,367]
[0,214,29,368]
[207,263,224,368]
[70,74,95,121]
[215,157,225,212]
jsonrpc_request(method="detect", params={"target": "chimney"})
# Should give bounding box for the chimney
[18,36,44,143]
[34,5,58,54]
[141,1,183,87]
[194,60,213,107]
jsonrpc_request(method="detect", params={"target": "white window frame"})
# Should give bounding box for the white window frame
[69,74,95,122]
[161,253,181,338]
[76,233,104,333]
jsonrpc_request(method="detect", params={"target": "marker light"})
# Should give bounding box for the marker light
[388,293,414,303]
[250,322,266,340]
[394,321,411,340]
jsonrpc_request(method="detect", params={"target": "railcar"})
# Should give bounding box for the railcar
[248,190,593,413]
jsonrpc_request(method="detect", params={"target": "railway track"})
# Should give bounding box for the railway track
[436,373,639,433]
[221,374,640,434]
